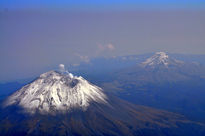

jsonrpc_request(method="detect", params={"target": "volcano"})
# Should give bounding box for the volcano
[4,70,107,114]
[0,65,205,136]
[141,52,184,68]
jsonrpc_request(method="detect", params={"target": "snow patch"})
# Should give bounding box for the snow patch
[4,69,108,114]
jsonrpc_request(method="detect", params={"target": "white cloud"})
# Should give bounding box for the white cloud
[59,64,66,72]
[95,43,116,57]
[73,43,115,64]
[97,43,115,52]
[75,53,90,63]
[58,64,73,78]
[107,43,115,51]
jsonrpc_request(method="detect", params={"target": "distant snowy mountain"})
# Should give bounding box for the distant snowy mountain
[141,52,184,68]
[97,52,205,123]
[4,66,107,114]
[108,52,203,85]
[69,52,205,81]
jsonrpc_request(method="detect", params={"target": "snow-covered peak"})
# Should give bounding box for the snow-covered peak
[4,67,108,114]
[155,52,169,59]
[142,52,183,67]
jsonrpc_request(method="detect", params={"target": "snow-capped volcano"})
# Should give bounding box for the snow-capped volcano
[141,52,183,67]
[1,65,205,136]
[4,65,107,114]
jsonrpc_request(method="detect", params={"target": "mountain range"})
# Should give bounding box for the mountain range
[94,52,205,123]
[69,52,205,78]
[1,69,205,136]
[110,52,205,84]
[1,52,205,135]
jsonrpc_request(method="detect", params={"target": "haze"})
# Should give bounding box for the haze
[0,0,205,82]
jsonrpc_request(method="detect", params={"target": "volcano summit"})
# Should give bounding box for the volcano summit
[4,69,107,114]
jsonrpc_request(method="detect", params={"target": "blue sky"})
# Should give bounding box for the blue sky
[1,0,205,10]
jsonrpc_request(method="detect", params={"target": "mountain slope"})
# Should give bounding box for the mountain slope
[0,82,24,101]
[1,94,205,136]
[99,52,205,123]
[1,67,205,136]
